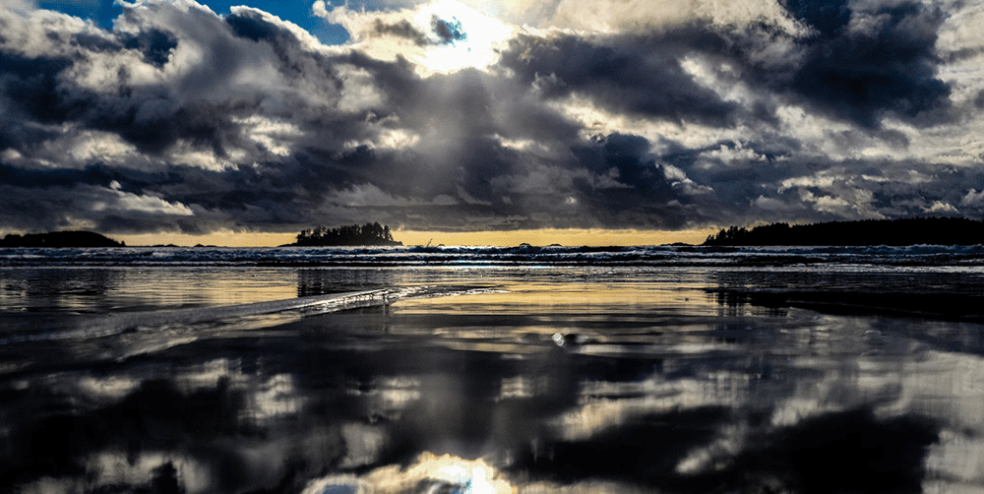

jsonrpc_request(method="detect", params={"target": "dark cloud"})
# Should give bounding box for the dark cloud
[88,100,253,156]
[0,375,340,493]
[361,15,467,47]
[786,2,951,127]
[1,15,252,158]
[0,0,979,235]
[563,133,700,228]
[119,28,177,67]
[785,0,852,38]
[370,18,431,46]
[515,407,729,487]
[512,404,937,492]
[589,134,668,194]
[431,15,466,44]
[226,11,283,43]
[500,32,740,127]
[0,51,74,124]
[732,408,938,493]
[0,162,140,189]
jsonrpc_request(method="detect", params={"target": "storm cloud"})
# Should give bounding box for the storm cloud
[784,0,952,127]
[1,0,982,236]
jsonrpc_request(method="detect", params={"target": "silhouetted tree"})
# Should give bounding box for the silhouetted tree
[0,231,125,248]
[703,218,984,246]
[292,223,402,246]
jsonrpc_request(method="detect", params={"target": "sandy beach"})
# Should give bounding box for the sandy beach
[1,254,983,493]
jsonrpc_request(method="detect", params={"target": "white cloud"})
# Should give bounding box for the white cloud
[752,195,795,211]
[961,189,984,207]
[235,116,302,157]
[779,172,840,193]
[923,201,959,214]
[0,5,104,58]
[323,0,513,75]
[13,127,155,171]
[702,141,768,164]
[0,149,24,162]
[321,4,431,65]
[169,144,239,171]
[335,64,387,112]
[91,186,195,216]
[798,187,883,219]
[3,0,984,234]
[412,0,513,73]
[67,131,139,164]
[549,95,729,152]
[935,0,984,56]
[505,0,805,35]
[311,0,330,19]
[662,163,713,195]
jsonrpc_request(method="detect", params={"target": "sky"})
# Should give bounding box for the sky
[2,0,983,246]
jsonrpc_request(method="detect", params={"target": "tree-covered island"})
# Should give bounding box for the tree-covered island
[703,217,984,246]
[0,231,125,248]
[287,222,403,247]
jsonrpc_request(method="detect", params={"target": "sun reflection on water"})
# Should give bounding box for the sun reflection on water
[3,265,984,492]
[302,453,515,494]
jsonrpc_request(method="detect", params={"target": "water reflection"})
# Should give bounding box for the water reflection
[0,268,120,313]
[1,267,983,493]
[297,269,397,297]
[708,269,984,321]
[0,267,298,313]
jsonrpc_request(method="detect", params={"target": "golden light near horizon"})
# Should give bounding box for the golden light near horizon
[394,228,717,247]
[118,230,298,248]
[116,228,717,248]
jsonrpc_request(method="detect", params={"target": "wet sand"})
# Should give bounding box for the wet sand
[1,266,983,493]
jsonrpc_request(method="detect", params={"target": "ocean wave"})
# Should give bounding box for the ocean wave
[3,244,984,267]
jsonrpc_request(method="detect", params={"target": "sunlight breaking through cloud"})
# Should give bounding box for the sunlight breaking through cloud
[1,0,983,237]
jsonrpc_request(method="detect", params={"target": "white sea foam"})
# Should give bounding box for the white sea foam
[0,286,496,347]
[3,244,984,268]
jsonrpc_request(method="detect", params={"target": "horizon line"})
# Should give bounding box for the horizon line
[105,227,719,248]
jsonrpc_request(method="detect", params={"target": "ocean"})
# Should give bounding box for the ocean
[1,245,983,493]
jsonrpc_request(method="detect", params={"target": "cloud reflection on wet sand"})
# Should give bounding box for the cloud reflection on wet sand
[1,267,983,493]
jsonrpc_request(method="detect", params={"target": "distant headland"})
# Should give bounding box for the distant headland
[0,231,125,248]
[284,223,403,247]
[703,217,984,246]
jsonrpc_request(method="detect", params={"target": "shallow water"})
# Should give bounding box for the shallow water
[1,260,983,493]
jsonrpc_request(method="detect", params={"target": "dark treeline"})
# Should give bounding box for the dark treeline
[703,217,984,246]
[291,222,403,246]
[0,231,125,248]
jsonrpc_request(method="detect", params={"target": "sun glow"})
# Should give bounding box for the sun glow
[413,0,513,73]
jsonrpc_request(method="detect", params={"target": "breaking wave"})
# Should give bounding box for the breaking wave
[2,244,984,267]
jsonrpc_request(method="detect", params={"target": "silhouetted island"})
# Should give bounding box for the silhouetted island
[285,222,403,247]
[703,217,984,246]
[0,231,125,248]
